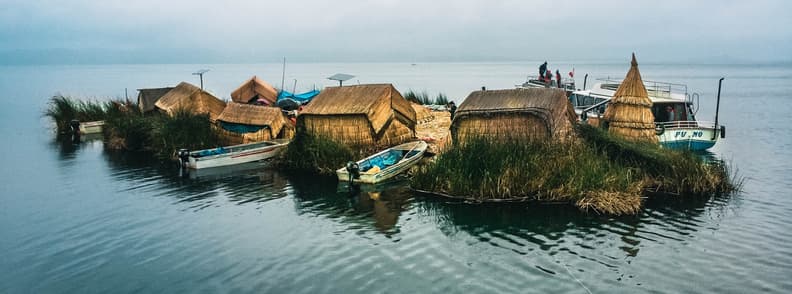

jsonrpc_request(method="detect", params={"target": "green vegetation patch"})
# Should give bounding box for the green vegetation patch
[279,131,357,175]
[412,125,736,215]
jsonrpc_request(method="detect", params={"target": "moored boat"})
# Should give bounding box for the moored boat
[337,140,428,184]
[178,139,289,169]
[571,78,725,151]
[78,120,105,135]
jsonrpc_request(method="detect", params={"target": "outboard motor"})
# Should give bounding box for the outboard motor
[69,119,81,142]
[69,119,80,134]
[177,149,190,169]
[345,161,360,185]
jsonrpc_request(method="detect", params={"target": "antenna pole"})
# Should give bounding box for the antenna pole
[713,77,724,139]
[281,57,286,92]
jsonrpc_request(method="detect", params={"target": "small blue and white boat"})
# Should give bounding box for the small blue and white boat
[337,141,428,184]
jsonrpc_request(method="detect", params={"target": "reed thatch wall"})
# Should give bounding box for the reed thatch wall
[603,53,658,143]
[298,114,413,147]
[411,103,435,124]
[154,82,227,121]
[217,103,286,136]
[230,76,278,105]
[451,88,576,143]
[137,87,174,113]
[298,84,416,147]
[217,123,294,145]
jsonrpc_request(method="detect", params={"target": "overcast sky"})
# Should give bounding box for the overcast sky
[1,0,790,64]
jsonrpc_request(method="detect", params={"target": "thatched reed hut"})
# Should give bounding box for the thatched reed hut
[137,87,174,113]
[231,76,278,105]
[411,103,435,124]
[602,54,658,142]
[298,84,416,147]
[451,88,577,142]
[154,82,227,121]
[216,102,294,144]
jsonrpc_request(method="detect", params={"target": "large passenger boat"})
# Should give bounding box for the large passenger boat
[571,78,726,151]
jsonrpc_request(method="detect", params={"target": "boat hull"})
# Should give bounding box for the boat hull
[658,126,720,151]
[79,120,105,135]
[336,141,427,184]
[186,140,288,169]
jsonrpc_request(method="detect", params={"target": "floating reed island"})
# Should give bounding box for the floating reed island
[44,56,736,215]
[44,78,294,158]
[411,55,737,215]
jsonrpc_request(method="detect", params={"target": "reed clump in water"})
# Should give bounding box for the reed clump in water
[103,103,221,158]
[278,130,357,175]
[44,95,109,133]
[411,124,736,215]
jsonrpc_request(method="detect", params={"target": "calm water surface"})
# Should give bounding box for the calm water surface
[1,62,791,293]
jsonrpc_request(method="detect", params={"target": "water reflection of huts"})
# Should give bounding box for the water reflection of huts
[450,88,577,143]
[298,84,417,148]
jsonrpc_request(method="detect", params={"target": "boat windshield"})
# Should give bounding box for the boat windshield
[652,102,695,123]
[570,93,608,113]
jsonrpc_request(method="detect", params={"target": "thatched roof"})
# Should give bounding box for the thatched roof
[231,76,278,105]
[602,53,658,142]
[411,103,434,123]
[154,82,227,121]
[217,103,287,137]
[137,87,174,113]
[301,84,416,134]
[452,88,577,139]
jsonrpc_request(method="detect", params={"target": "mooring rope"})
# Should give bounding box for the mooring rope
[561,261,593,294]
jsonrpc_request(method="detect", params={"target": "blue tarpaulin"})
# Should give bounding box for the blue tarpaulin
[219,121,268,134]
[277,90,320,104]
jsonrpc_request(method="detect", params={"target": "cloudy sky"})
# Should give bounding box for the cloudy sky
[1,0,790,64]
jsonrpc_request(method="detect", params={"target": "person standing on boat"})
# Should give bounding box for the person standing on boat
[555,69,561,88]
[539,61,548,80]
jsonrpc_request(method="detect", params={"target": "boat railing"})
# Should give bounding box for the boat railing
[596,78,688,98]
[655,120,716,130]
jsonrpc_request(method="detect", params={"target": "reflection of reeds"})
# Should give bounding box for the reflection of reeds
[412,124,737,215]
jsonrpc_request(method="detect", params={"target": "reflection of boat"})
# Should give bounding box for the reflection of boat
[179,139,289,169]
[572,78,726,151]
[186,161,273,180]
[337,141,427,184]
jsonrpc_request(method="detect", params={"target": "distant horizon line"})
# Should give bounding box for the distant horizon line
[3,59,792,66]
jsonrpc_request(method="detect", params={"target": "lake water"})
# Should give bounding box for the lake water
[1,62,791,293]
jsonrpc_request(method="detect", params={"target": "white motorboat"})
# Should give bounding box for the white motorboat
[178,139,289,169]
[571,78,726,151]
